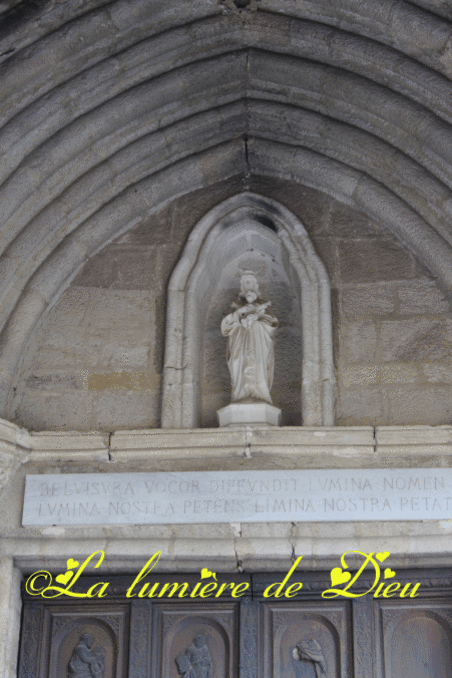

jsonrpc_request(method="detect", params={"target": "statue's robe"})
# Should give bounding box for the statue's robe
[293,641,327,678]
[221,307,277,403]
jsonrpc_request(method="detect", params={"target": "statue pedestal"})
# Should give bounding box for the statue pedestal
[217,402,282,428]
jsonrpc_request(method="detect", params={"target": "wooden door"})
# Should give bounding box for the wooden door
[18,569,452,678]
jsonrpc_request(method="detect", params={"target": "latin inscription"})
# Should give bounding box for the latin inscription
[22,470,452,525]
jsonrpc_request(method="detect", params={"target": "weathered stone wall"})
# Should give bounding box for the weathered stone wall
[250,177,452,427]
[11,179,244,431]
[10,177,452,430]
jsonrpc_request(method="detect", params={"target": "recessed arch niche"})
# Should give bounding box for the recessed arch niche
[162,192,335,429]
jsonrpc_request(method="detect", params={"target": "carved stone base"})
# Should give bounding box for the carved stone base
[217,402,282,428]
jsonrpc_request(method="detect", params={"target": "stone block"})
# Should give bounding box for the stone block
[87,371,157,392]
[29,289,105,367]
[328,202,387,238]
[29,337,102,370]
[377,364,418,384]
[169,176,245,244]
[383,386,452,425]
[235,537,293,567]
[14,391,98,432]
[28,430,108,461]
[380,319,449,362]
[248,176,330,236]
[247,426,375,457]
[336,386,384,425]
[98,343,151,370]
[341,283,395,316]
[116,205,172,245]
[110,428,248,464]
[24,373,82,391]
[32,288,153,356]
[14,284,160,429]
[376,425,452,455]
[74,245,156,290]
[167,538,238,569]
[341,366,377,387]
[76,288,153,331]
[165,523,238,541]
[397,279,450,314]
[421,362,452,383]
[391,2,451,55]
[96,391,160,430]
[240,522,294,539]
[338,240,417,283]
[341,320,377,362]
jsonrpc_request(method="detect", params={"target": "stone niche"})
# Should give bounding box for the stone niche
[162,193,335,428]
[203,227,300,426]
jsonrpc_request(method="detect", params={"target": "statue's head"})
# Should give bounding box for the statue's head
[240,272,260,300]
[81,633,94,648]
[297,639,321,653]
[193,634,206,648]
[295,639,324,666]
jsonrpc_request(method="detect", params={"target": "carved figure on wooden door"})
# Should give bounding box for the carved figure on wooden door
[221,272,278,403]
[68,633,105,678]
[176,634,212,678]
[292,639,327,678]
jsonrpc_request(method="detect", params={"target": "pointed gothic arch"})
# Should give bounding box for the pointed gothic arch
[162,192,335,428]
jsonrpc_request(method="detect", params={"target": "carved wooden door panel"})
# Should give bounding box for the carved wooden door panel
[18,569,452,678]
[18,601,130,678]
[260,600,352,678]
[374,596,452,678]
[255,573,352,678]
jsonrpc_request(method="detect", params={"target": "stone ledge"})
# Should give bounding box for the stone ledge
[27,430,109,461]
[376,425,452,455]
[110,428,247,461]
[4,527,452,572]
[3,420,452,464]
[110,426,375,463]
[245,426,374,457]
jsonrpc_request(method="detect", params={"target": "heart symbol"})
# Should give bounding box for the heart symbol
[67,559,79,570]
[330,567,352,587]
[384,568,396,579]
[55,570,74,586]
[376,551,390,563]
[200,568,217,581]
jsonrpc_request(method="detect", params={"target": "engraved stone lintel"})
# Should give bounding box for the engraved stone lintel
[217,402,282,428]
[22,469,452,526]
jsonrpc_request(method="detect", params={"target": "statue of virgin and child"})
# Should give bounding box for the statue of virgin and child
[221,272,278,404]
